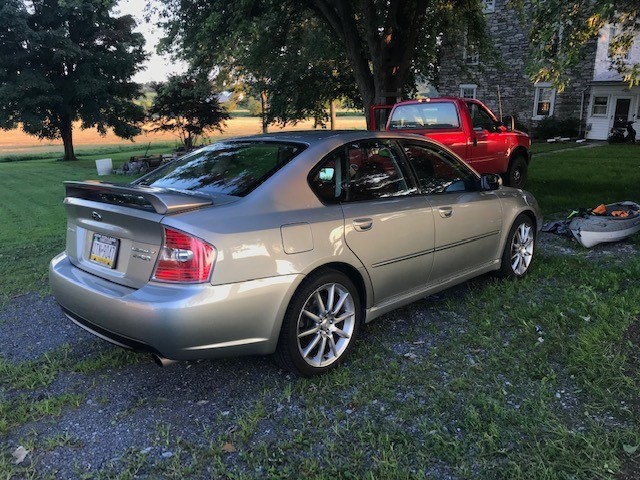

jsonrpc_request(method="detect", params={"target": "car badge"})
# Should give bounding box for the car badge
[91,211,102,221]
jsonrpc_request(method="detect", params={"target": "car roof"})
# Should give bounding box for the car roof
[216,129,437,146]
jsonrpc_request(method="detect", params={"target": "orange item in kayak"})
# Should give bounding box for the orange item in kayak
[611,210,630,217]
[593,204,607,215]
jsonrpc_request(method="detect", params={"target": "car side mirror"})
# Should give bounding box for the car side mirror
[481,173,502,191]
[502,115,515,132]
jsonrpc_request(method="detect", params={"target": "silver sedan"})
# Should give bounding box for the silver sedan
[50,131,542,376]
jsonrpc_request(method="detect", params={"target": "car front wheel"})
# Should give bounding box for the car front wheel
[495,214,535,279]
[274,270,361,376]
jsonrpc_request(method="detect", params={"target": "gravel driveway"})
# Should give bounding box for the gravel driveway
[1,233,638,479]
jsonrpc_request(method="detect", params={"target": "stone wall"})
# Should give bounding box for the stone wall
[437,0,595,136]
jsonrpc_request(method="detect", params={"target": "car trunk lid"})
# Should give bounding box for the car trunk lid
[63,181,216,289]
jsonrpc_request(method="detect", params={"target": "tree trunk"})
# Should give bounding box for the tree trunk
[260,90,269,133]
[329,100,337,130]
[60,114,77,161]
[185,133,193,150]
[310,0,429,128]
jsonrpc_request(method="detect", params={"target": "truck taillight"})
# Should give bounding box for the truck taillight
[152,227,215,283]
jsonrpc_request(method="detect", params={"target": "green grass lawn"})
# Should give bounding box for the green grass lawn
[530,140,596,155]
[528,143,639,214]
[0,145,165,303]
[0,143,639,478]
[0,141,174,163]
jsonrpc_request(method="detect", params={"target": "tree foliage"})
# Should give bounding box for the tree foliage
[529,0,640,91]
[157,0,488,126]
[0,0,146,160]
[147,74,230,149]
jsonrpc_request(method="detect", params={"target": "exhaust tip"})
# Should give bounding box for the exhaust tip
[151,354,177,367]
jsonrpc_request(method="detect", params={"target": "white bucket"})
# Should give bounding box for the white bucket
[95,158,113,175]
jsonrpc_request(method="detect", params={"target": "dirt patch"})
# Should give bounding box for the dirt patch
[537,230,639,259]
[618,455,640,480]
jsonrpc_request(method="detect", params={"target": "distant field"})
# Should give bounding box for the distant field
[0,113,366,156]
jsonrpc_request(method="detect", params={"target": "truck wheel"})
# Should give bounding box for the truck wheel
[505,155,528,189]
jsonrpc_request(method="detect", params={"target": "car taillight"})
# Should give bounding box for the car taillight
[152,227,215,283]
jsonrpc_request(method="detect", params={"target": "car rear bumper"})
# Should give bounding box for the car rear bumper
[49,253,300,360]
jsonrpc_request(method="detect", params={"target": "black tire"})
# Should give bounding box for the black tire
[494,214,536,279]
[273,269,361,376]
[504,155,528,189]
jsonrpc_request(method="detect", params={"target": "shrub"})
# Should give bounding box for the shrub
[534,116,581,139]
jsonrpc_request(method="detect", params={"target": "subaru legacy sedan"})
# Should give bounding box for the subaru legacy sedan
[50,131,542,376]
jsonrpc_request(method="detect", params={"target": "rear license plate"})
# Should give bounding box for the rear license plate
[89,233,120,269]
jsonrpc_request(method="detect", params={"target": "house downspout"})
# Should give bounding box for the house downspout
[579,87,590,138]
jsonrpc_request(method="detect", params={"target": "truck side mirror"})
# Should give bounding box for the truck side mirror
[502,115,515,132]
[481,173,502,191]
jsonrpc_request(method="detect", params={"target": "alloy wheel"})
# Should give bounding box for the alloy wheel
[296,282,356,368]
[510,223,534,275]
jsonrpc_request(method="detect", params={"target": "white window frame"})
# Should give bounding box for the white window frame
[590,95,610,117]
[459,84,477,99]
[482,0,495,13]
[463,45,479,65]
[532,83,556,120]
[462,32,479,65]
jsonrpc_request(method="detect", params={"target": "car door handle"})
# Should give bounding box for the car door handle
[438,207,453,218]
[353,218,373,231]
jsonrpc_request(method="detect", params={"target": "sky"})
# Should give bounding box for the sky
[116,0,186,83]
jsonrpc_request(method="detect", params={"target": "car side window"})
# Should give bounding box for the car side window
[309,150,345,203]
[345,141,414,201]
[403,143,479,194]
[468,103,496,132]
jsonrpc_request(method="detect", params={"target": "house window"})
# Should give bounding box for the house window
[482,0,495,13]
[460,84,477,99]
[609,26,631,61]
[463,45,479,65]
[591,96,609,116]
[533,84,556,118]
[462,31,479,65]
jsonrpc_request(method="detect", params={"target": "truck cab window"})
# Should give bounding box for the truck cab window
[403,143,478,194]
[468,103,497,132]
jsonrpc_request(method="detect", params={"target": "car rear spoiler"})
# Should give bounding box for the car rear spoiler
[64,181,213,215]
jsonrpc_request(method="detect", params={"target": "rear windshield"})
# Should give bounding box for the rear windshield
[389,103,460,130]
[135,141,307,197]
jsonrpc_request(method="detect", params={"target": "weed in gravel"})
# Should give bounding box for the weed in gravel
[0,450,37,480]
[72,348,148,373]
[0,393,84,436]
[41,431,84,451]
[235,400,267,443]
[0,345,71,390]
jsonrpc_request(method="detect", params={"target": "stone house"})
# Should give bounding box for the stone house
[437,0,639,140]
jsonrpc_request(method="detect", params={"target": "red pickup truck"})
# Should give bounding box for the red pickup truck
[370,97,531,189]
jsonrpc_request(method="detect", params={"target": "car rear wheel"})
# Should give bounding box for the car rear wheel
[495,214,535,279]
[274,270,361,376]
[504,155,528,189]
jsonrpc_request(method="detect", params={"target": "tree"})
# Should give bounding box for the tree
[0,0,146,161]
[529,1,640,91]
[147,74,230,149]
[158,1,359,131]
[157,0,488,127]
